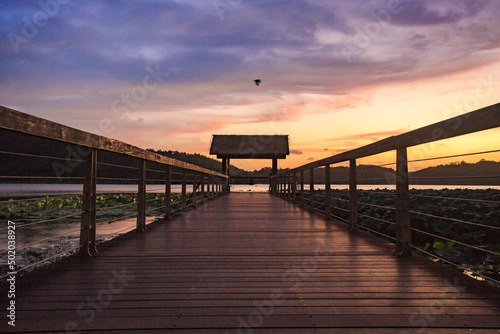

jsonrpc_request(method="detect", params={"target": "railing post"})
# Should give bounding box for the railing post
[324,165,331,220]
[395,148,412,256]
[165,165,172,219]
[287,173,291,200]
[80,148,97,256]
[309,168,315,212]
[208,177,212,199]
[192,172,197,207]
[348,159,358,232]
[278,177,282,196]
[300,170,304,208]
[201,174,205,203]
[292,172,297,204]
[182,169,187,211]
[137,159,147,232]
[282,175,286,198]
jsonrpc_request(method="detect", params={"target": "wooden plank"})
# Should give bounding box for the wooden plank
[0,193,499,333]
[0,105,227,178]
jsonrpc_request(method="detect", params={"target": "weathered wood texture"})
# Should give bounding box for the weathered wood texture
[1,193,499,333]
[0,105,227,178]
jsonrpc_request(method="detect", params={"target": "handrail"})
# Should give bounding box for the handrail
[0,105,229,269]
[0,105,227,178]
[271,102,500,284]
[276,102,500,173]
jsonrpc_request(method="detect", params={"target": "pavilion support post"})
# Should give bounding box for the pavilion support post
[80,148,97,256]
[222,158,227,174]
[226,159,230,192]
[324,165,331,220]
[271,158,278,195]
[221,158,229,193]
[137,159,147,232]
[181,169,187,211]
[395,148,412,257]
[348,159,358,232]
[309,168,315,212]
[300,170,304,208]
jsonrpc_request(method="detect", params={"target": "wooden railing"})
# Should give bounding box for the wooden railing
[271,102,500,264]
[0,106,229,265]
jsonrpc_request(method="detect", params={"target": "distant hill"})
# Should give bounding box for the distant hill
[150,152,500,185]
[410,160,500,185]
[148,150,280,182]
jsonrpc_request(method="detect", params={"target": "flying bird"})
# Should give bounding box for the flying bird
[254,79,261,86]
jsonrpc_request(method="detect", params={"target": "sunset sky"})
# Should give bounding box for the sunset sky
[1,0,499,171]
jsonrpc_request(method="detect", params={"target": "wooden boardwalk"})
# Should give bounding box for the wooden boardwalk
[1,192,500,333]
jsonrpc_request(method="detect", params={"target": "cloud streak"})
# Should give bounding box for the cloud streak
[0,0,499,165]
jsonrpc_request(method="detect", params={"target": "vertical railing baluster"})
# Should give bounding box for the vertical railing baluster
[324,165,331,220]
[292,172,297,204]
[282,175,286,198]
[287,173,291,200]
[80,148,97,256]
[182,169,187,211]
[165,165,172,219]
[137,159,147,232]
[192,172,197,207]
[348,159,358,232]
[207,176,211,199]
[395,148,412,256]
[309,168,315,212]
[211,178,215,198]
[300,170,304,208]
[201,174,205,204]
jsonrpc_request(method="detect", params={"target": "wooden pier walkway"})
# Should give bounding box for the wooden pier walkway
[1,192,500,333]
